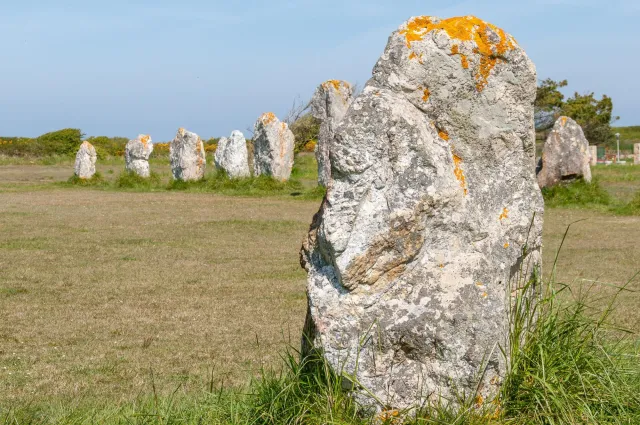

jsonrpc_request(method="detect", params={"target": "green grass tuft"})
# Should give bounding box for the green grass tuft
[66,172,106,186]
[542,177,611,208]
[612,191,640,216]
[166,171,324,199]
[115,171,162,190]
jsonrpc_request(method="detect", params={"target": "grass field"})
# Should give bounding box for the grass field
[1,157,639,422]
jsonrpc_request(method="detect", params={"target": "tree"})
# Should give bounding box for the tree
[534,79,619,146]
[562,92,619,146]
[535,78,568,111]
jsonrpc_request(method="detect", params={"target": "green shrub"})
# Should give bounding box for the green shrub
[115,171,161,190]
[290,113,320,153]
[66,172,106,186]
[37,128,84,156]
[542,178,611,208]
[86,135,129,159]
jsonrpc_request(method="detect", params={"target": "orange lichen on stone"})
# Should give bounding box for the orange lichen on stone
[408,51,424,63]
[460,55,469,69]
[504,243,510,249]
[82,141,93,149]
[400,15,516,91]
[260,112,277,125]
[322,80,348,91]
[560,116,567,127]
[499,208,509,221]
[140,135,151,147]
[450,44,470,69]
[452,153,468,195]
[439,129,449,141]
[422,88,431,101]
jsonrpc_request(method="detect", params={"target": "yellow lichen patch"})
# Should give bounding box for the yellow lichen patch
[499,208,509,221]
[82,141,93,149]
[450,44,470,69]
[504,243,510,249]
[475,394,485,408]
[260,112,277,125]
[140,135,151,147]
[400,15,516,91]
[452,153,468,196]
[409,51,418,60]
[460,55,469,69]
[482,292,488,298]
[438,129,449,141]
[322,80,348,91]
[560,116,567,127]
[422,87,431,101]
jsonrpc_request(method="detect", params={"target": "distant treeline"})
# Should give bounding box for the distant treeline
[0,129,219,159]
[0,125,319,159]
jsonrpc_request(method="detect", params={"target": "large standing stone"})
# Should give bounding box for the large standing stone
[170,128,206,181]
[300,15,543,409]
[310,80,354,186]
[252,113,294,181]
[634,143,640,165]
[74,141,97,179]
[214,130,250,178]
[537,116,592,188]
[125,134,154,177]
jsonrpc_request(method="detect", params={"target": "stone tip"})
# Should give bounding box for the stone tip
[399,15,517,92]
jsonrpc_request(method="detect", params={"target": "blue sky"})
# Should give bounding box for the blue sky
[1,0,638,141]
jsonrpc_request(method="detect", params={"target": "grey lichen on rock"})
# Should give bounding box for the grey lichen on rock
[125,134,154,178]
[300,15,544,410]
[74,141,97,179]
[536,116,592,188]
[214,130,250,178]
[170,128,206,181]
[310,80,353,187]
[252,113,294,181]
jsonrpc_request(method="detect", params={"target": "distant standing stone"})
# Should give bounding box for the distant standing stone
[252,113,294,181]
[170,128,206,181]
[310,80,353,186]
[634,143,640,165]
[125,134,154,178]
[74,141,97,179]
[214,130,250,178]
[537,116,592,188]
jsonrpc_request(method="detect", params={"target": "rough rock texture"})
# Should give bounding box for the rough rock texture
[310,80,354,186]
[534,107,559,132]
[252,113,294,181]
[214,130,250,178]
[300,15,544,410]
[125,134,154,177]
[634,143,640,165]
[536,116,592,188]
[589,145,598,166]
[170,128,206,181]
[74,141,97,179]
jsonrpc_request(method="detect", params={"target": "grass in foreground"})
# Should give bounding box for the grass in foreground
[3,227,639,424]
[3,286,638,424]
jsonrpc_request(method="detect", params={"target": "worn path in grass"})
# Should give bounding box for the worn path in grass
[1,188,639,408]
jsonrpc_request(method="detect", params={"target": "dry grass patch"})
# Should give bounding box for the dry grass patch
[0,188,638,412]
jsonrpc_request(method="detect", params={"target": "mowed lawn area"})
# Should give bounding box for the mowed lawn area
[0,164,639,409]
